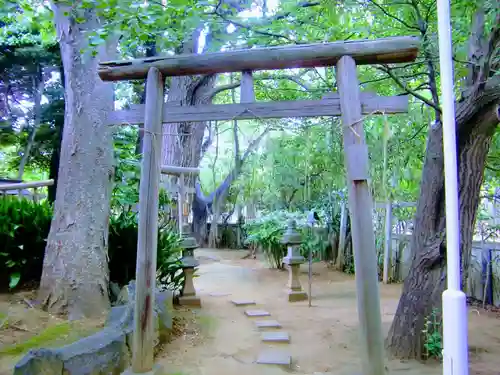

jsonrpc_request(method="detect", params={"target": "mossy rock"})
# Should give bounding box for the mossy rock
[108,283,174,345]
[13,328,129,375]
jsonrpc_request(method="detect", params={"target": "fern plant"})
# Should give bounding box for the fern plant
[422,308,443,360]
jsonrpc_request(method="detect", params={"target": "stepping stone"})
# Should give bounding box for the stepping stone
[210,292,231,297]
[255,320,282,329]
[245,309,270,317]
[257,349,291,367]
[231,299,256,306]
[261,331,290,343]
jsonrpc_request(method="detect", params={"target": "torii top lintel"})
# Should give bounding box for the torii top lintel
[98,36,420,82]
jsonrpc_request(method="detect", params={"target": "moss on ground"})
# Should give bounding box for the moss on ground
[0,320,101,356]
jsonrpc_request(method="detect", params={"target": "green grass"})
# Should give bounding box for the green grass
[0,321,101,356]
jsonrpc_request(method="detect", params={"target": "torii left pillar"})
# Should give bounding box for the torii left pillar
[123,67,164,375]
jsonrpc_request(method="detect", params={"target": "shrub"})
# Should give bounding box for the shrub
[0,197,52,290]
[422,308,442,360]
[0,196,183,292]
[243,210,330,268]
[108,210,184,292]
[244,212,287,268]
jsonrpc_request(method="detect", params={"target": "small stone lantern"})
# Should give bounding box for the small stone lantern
[281,219,308,302]
[178,223,201,307]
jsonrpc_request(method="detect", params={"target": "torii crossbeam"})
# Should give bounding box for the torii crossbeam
[101,35,421,375]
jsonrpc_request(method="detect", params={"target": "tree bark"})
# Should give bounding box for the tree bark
[161,73,216,233]
[38,3,117,319]
[385,4,500,358]
[386,102,499,359]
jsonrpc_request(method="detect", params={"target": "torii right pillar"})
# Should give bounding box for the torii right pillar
[336,55,386,375]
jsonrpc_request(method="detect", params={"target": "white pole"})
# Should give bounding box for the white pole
[436,1,468,374]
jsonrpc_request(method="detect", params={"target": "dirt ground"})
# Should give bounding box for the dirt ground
[0,290,104,374]
[158,248,500,375]
[1,249,500,375]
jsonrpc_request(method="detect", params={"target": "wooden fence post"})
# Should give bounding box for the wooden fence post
[337,55,386,375]
[178,172,185,235]
[131,67,164,373]
[383,201,393,283]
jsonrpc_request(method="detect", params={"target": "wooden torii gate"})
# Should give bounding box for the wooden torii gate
[99,36,420,375]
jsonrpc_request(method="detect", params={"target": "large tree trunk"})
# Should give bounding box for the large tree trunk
[160,27,216,237]
[162,73,216,239]
[38,3,117,319]
[386,100,499,358]
[386,5,500,358]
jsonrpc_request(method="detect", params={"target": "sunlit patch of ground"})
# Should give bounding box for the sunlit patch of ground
[156,248,500,375]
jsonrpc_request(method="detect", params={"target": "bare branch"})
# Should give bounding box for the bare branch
[273,1,321,20]
[201,121,216,158]
[478,11,500,85]
[206,72,315,100]
[377,65,441,112]
[241,126,271,163]
[213,10,299,43]
[207,82,241,100]
[365,0,421,31]
[467,7,486,88]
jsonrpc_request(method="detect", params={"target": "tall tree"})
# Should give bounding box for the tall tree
[38,1,117,319]
[375,1,500,358]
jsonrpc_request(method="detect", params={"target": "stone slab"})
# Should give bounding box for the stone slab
[210,292,232,297]
[255,320,282,329]
[245,309,271,317]
[231,299,256,306]
[256,349,291,366]
[261,331,290,343]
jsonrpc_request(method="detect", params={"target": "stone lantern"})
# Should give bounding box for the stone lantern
[281,219,308,302]
[178,223,201,307]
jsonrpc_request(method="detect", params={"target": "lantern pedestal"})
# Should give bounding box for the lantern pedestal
[283,256,308,302]
[179,228,201,307]
[179,266,201,307]
[121,364,162,375]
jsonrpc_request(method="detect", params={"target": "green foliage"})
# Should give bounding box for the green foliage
[108,210,184,292]
[244,210,333,268]
[0,197,51,290]
[422,308,443,360]
[244,212,287,268]
[0,195,183,291]
[108,127,185,290]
